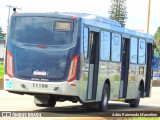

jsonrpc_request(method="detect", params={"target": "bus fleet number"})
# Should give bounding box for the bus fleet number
[33,83,48,88]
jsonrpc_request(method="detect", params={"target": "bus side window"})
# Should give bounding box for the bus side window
[111,33,121,62]
[138,39,146,64]
[83,27,89,59]
[130,37,138,63]
[100,31,110,61]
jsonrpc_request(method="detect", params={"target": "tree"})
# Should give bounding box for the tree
[154,26,160,52]
[108,0,127,27]
[0,27,6,40]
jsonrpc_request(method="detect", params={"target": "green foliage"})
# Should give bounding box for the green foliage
[0,27,6,40]
[108,0,127,27]
[154,26,160,53]
[0,61,4,79]
[131,117,160,120]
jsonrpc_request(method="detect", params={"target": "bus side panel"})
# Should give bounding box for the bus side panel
[126,64,143,99]
[78,19,89,102]
[126,40,150,99]
[108,63,121,100]
[96,61,107,101]
[97,62,121,101]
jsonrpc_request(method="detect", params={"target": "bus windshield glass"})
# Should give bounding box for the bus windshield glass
[14,16,73,45]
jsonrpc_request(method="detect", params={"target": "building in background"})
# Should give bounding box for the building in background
[0,40,5,61]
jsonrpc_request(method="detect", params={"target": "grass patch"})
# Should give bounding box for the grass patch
[131,117,160,120]
[0,61,4,79]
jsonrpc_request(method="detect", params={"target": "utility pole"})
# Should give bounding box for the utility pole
[147,0,151,34]
[6,5,22,32]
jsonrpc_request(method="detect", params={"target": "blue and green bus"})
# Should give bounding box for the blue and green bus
[4,12,153,112]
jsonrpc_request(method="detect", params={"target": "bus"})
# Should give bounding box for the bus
[4,12,153,112]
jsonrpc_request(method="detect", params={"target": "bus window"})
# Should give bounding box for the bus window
[83,27,89,59]
[130,37,138,63]
[100,31,110,61]
[111,33,121,62]
[138,39,146,64]
[14,17,73,45]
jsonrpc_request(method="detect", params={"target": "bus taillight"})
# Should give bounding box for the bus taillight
[6,50,14,78]
[67,55,79,82]
[71,16,77,20]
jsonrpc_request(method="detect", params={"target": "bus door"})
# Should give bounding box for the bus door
[87,31,100,100]
[145,43,153,97]
[120,38,130,98]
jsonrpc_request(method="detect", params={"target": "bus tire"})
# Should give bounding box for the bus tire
[35,95,56,107]
[98,83,109,112]
[129,86,142,107]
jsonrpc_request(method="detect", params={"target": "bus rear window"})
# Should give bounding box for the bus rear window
[54,21,72,31]
[14,17,73,45]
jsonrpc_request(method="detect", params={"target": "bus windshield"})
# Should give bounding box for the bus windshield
[14,16,73,45]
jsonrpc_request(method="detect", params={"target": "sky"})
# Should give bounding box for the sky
[0,0,159,35]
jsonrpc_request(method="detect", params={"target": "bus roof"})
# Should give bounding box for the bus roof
[12,12,121,27]
[12,12,154,42]
[53,12,122,27]
[57,12,153,42]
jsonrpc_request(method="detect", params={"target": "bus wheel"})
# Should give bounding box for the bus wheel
[35,95,56,107]
[98,83,109,112]
[129,87,142,107]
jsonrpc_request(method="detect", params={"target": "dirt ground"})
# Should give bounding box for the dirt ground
[0,79,3,90]
[152,80,160,86]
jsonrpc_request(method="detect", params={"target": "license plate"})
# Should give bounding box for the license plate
[33,70,47,76]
